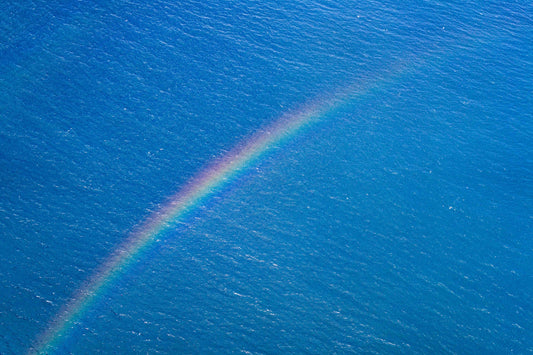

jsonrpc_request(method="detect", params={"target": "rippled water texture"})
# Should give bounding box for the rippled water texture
[1,1,531,353]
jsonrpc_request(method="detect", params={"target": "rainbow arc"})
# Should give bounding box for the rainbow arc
[31,64,409,354]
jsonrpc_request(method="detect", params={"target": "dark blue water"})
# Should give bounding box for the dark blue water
[1,1,531,353]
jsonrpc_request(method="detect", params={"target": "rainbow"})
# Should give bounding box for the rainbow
[30,65,408,354]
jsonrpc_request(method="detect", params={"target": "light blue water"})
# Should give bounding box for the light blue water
[1,1,531,353]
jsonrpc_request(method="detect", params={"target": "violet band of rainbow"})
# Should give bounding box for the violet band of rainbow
[30,64,409,354]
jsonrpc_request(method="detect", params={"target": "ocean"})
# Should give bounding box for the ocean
[1,0,531,353]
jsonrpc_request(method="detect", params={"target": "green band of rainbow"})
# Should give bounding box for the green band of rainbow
[30,64,408,354]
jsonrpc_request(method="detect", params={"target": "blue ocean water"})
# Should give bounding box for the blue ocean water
[1,0,531,353]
